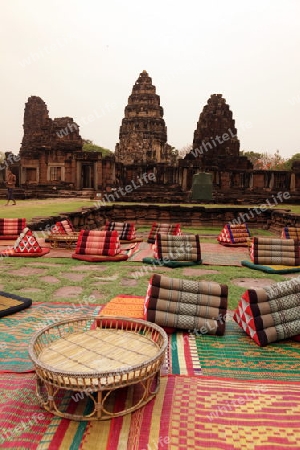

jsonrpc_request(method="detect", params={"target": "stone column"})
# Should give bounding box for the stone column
[76,161,81,189]
[290,173,296,191]
[249,173,253,189]
[182,168,188,191]
[269,173,274,190]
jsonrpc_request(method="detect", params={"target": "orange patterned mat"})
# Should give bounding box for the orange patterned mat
[1,373,300,449]
[99,294,146,318]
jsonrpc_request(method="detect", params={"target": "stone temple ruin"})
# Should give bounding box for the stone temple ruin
[2,70,300,203]
[187,94,251,171]
[20,96,81,186]
[17,96,114,195]
[115,70,174,166]
[114,70,181,201]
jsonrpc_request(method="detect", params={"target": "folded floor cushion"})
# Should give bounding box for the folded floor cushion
[154,233,201,262]
[145,274,228,335]
[14,228,45,253]
[52,219,75,234]
[147,222,181,244]
[74,230,121,256]
[105,221,136,241]
[72,230,128,261]
[281,227,300,240]
[250,237,300,266]
[217,223,250,245]
[0,228,50,257]
[233,277,300,346]
[0,218,26,240]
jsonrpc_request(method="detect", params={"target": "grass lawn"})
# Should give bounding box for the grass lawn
[0,198,296,311]
[0,253,290,310]
[0,198,94,220]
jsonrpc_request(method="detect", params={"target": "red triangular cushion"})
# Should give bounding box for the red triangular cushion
[14,228,43,253]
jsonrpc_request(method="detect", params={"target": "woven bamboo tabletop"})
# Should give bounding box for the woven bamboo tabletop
[39,328,160,374]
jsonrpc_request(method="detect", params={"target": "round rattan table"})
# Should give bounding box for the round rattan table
[28,316,168,421]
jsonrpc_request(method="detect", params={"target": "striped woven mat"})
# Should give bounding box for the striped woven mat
[0,302,102,373]
[1,373,300,449]
[0,300,201,376]
[201,243,249,266]
[242,259,300,274]
[128,242,249,266]
[127,241,154,261]
[99,295,202,376]
[194,312,300,381]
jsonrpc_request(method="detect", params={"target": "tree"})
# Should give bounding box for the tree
[177,144,193,159]
[240,150,262,168]
[241,150,287,170]
[257,150,286,170]
[82,140,113,158]
[284,153,300,170]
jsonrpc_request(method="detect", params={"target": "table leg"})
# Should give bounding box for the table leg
[97,391,103,419]
[47,383,54,411]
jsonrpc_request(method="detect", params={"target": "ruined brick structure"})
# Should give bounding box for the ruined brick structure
[19,96,114,192]
[115,70,174,165]
[4,83,300,204]
[186,94,251,171]
[114,70,184,200]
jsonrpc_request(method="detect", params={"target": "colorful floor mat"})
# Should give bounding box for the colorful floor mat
[0,291,32,318]
[242,259,300,274]
[100,295,202,376]
[162,331,202,376]
[194,313,300,381]
[0,299,200,377]
[1,373,300,450]
[99,294,146,318]
[40,247,74,258]
[128,242,249,266]
[201,243,249,266]
[0,302,101,373]
[0,241,248,264]
[127,241,154,261]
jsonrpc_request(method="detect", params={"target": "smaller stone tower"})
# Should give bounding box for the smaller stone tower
[20,96,82,154]
[186,94,251,170]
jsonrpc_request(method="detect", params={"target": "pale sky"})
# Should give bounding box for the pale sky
[1,0,300,159]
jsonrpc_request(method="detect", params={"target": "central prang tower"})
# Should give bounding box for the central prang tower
[115,70,173,165]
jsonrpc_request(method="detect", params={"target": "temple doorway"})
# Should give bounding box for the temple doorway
[81,164,94,189]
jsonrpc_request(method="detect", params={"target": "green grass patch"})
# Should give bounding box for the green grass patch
[0,200,296,311]
[0,198,94,220]
[0,255,293,310]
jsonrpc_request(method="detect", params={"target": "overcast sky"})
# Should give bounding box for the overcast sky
[1,0,300,159]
